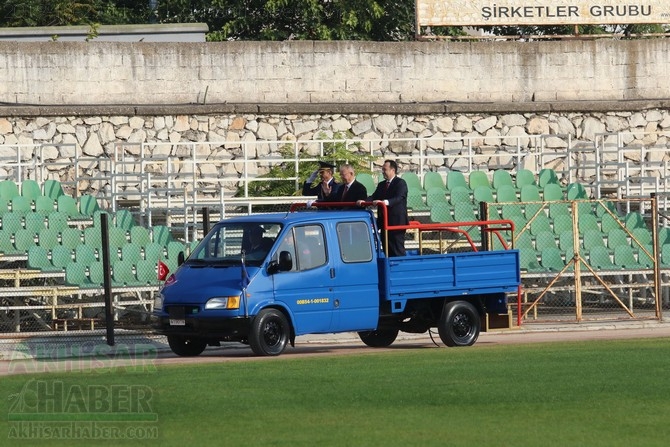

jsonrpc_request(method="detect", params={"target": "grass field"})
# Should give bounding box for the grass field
[2,338,670,446]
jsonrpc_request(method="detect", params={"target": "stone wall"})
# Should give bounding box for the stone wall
[2,109,669,196]
[1,39,669,106]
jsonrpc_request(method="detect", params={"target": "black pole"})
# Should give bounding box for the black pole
[202,207,210,236]
[101,213,114,346]
[479,201,489,251]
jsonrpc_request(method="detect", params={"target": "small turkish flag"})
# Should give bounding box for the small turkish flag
[157,260,169,281]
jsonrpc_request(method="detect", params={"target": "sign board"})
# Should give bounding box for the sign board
[417,0,670,27]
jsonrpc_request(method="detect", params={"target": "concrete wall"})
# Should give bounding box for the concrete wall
[1,39,669,107]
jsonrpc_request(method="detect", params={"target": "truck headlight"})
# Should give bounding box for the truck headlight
[153,295,163,311]
[205,296,241,310]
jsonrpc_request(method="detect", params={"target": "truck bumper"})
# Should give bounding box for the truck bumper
[152,315,251,341]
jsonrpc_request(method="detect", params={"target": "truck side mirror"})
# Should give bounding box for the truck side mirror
[278,251,293,271]
[268,251,293,274]
[177,251,185,266]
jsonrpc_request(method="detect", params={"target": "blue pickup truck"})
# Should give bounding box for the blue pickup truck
[152,204,520,356]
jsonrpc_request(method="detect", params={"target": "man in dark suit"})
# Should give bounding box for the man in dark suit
[302,161,339,201]
[358,159,409,256]
[326,164,368,203]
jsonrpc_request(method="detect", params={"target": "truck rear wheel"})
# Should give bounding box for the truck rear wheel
[167,335,207,357]
[438,301,480,347]
[249,309,290,356]
[358,329,399,347]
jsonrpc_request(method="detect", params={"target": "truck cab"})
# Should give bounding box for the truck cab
[152,206,520,356]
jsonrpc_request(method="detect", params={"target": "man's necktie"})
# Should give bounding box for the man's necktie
[342,185,349,199]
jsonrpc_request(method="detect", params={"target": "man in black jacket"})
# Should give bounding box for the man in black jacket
[328,164,368,203]
[302,161,338,201]
[358,160,409,257]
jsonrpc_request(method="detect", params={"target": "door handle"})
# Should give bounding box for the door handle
[330,268,335,278]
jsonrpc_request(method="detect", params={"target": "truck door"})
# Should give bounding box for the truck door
[271,224,334,335]
[329,221,379,332]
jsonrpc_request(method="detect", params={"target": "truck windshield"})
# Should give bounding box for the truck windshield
[187,223,282,266]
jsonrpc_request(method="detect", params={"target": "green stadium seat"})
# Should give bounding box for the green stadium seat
[65,261,95,288]
[423,171,446,191]
[606,229,629,251]
[43,179,65,201]
[88,261,105,287]
[559,231,576,252]
[166,241,186,262]
[152,226,173,246]
[20,179,42,202]
[448,186,471,206]
[50,245,74,271]
[60,227,83,250]
[453,202,477,223]
[493,169,515,190]
[356,173,375,194]
[47,211,69,232]
[582,229,605,251]
[78,194,101,217]
[519,247,543,272]
[130,226,152,246]
[1,212,22,233]
[28,245,56,271]
[588,246,616,270]
[425,187,448,207]
[121,243,142,262]
[600,213,622,234]
[57,195,82,219]
[24,213,47,235]
[401,172,424,193]
[529,214,552,236]
[446,170,469,191]
[631,227,652,246]
[624,212,646,230]
[552,214,573,236]
[0,200,8,216]
[540,247,566,272]
[34,195,57,216]
[0,180,19,202]
[143,242,165,262]
[112,260,138,286]
[496,185,518,203]
[136,259,159,285]
[534,231,558,252]
[614,245,650,270]
[566,182,588,200]
[75,244,97,267]
[468,170,491,190]
[407,189,429,211]
[538,168,560,189]
[473,185,494,204]
[38,227,60,250]
[520,184,543,217]
[515,169,536,189]
[542,183,564,202]
[578,214,601,234]
[83,226,103,250]
[429,203,453,223]
[10,196,32,215]
[115,209,135,231]
[13,229,36,254]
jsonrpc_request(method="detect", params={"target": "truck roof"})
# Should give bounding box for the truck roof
[219,209,374,226]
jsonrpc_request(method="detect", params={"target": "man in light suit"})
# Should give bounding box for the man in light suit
[358,160,408,257]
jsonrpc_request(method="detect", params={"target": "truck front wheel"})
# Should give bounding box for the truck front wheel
[249,309,290,356]
[438,301,480,347]
[167,335,207,357]
[358,329,399,347]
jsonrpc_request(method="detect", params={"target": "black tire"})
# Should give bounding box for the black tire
[438,301,480,347]
[358,329,399,348]
[167,335,207,357]
[249,309,290,356]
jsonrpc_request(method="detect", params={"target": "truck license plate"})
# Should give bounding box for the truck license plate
[169,319,185,326]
